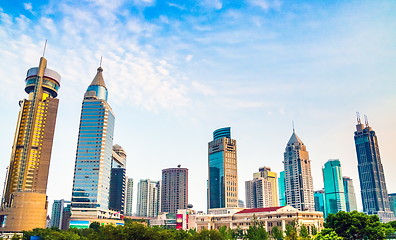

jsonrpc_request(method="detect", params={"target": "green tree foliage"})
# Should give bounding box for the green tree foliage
[299,225,310,240]
[324,211,394,240]
[245,225,269,240]
[313,228,343,240]
[271,226,283,240]
[89,221,101,231]
[284,223,298,240]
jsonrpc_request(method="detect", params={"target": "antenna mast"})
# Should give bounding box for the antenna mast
[42,39,47,57]
[356,112,361,124]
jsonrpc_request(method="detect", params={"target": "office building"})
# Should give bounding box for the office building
[50,199,71,229]
[322,159,346,217]
[136,179,161,217]
[354,115,394,222]
[0,56,61,231]
[125,178,134,216]
[389,193,396,217]
[343,176,358,212]
[208,127,238,209]
[278,171,286,206]
[109,144,127,214]
[283,129,314,211]
[161,166,188,214]
[70,66,122,226]
[314,189,325,214]
[245,167,278,208]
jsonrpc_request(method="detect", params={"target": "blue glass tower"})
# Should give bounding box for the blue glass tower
[354,115,394,222]
[71,66,116,221]
[314,189,325,214]
[278,171,286,206]
[322,159,346,217]
[208,127,238,209]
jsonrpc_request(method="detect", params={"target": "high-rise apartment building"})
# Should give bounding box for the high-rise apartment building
[343,176,358,212]
[50,199,71,229]
[278,171,286,206]
[109,144,127,214]
[314,189,325,214]
[322,159,346,217]
[283,129,314,211]
[0,56,61,231]
[245,167,278,208]
[136,179,161,217]
[354,115,394,222]
[125,178,134,216]
[70,66,121,224]
[208,127,238,209]
[161,166,188,214]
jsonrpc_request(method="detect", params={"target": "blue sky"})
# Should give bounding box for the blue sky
[1,0,396,213]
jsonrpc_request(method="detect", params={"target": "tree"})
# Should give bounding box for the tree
[284,223,298,240]
[89,221,101,231]
[324,211,394,240]
[271,226,283,240]
[311,225,317,236]
[245,225,269,240]
[313,228,343,240]
[299,225,310,240]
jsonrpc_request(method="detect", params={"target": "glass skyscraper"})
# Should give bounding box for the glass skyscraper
[354,116,394,222]
[0,56,61,231]
[343,176,358,212]
[278,171,286,206]
[389,193,396,217]
[314,189,325,214]
[208,127,238,209]
[71,66,117,221]
[109,144,127,214]
[283,129,314,211]
[322,159,346,217]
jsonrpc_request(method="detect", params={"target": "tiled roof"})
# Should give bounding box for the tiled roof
[235,206,284,214]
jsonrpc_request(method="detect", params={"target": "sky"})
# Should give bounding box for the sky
[0,0,396,214]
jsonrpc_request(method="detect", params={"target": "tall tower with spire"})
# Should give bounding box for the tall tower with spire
[283,129,314,211]
[354,114,394,222]
[70,66,122,227]
[0,56,61,231]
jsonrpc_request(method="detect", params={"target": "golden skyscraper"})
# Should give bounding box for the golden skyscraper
[0,56,61,231]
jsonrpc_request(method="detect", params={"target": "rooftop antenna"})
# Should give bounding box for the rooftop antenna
[356,112,361,124]
[42,39,47,57]
[99,56,103,68]
[292,120,295,133]
[364,114,369,127]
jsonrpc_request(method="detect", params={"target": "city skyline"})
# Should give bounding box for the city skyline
[1,1,396,214]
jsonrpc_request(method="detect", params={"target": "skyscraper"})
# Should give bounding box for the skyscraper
[283,129,314,211]
[343,176,358,212]
[125,178,134,216]
[109,144,127,214]
[70,66,121,225]
[161,166,188,214]
[50,199,71,229]
[136,179,161,217]
[354,115,394,222]
[208,127,238,209]
[314,189,325,214]
[322,159,346,217]
[0,56,61,231]
[389,194,396,217]
[278,171,286,206]
[245,167,278,208]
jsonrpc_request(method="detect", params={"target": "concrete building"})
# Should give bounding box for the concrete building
[283,129,314,211]
[208,127,238,209]
[195,206,323,234]
[109,144,127,214]
[50,199,71,229]
[343,176,358,212]
[245,167,278,208]
[70,66,123,227]
[136,179,161,217]
[354,115,394,222]
[322,159,346,217]
[161,166,188,214]
[0,56,61,231]
[125,178,134,216]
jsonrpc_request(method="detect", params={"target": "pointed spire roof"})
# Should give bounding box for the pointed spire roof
[287,130,303,145]
[89,67,107,88]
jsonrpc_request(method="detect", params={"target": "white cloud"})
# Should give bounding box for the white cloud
[185,54,193,61]
[23,3,33,13]
[202,0,222,10]
[249,0,282,11]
